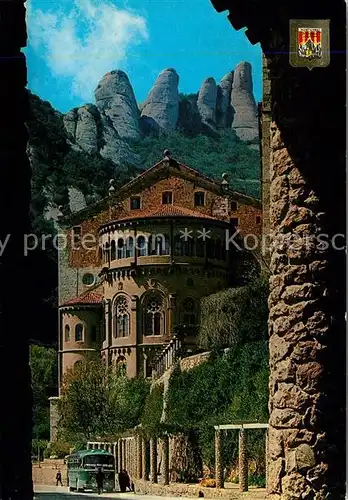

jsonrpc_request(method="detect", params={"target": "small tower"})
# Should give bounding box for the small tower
[221,173,229,193]
[163,149,171,160]
[108,178,116,196]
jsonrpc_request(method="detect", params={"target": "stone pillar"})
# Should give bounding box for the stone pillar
[118,440,123,472]
[142,438,149,481]
[215,428,223,488]
[150,438,158,483]
[265,430,269,493]
[114,443,118,475]
[161,435,170,485]
[137,435,143,479]
[238,430,248,492]
[125,439,129,471]
[104,299,111,346]
[143,349,148,378]
[168,294,176,338]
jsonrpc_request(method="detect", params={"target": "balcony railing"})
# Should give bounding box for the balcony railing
[151,335,183,378]
[151,326,199,378]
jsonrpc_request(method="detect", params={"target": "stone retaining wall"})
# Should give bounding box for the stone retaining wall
[134,480,266,499]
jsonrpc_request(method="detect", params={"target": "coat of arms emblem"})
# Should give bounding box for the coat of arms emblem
[290,19,330,69]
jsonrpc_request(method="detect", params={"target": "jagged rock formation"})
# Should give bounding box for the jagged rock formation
[197,77,217,126]
[216,71,234,128]
[140,68,180,133]
[68,187,87,213]
[95,70,140,141]
[230,62,258,141]
[62,62,259,171]
[62,103,139,168]
[63,109,77,139]
[98,114,140,168]
[75,105,99,154]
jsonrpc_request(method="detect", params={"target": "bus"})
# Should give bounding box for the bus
[65,449,116,492]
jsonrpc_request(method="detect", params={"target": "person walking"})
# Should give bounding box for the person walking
[96,467,105,495]
[55,470,63,486]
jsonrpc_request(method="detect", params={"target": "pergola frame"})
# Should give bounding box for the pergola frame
[214,422,269,492]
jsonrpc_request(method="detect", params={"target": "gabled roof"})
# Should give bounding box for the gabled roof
[59,155,261,228]
[60,290,103,308]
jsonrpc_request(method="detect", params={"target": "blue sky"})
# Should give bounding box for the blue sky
[25,0,262,113]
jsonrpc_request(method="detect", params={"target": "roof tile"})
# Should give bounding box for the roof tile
[60,291,103,308]
[116,204,218,222]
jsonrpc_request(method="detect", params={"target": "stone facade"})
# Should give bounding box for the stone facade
[56,156,262,389]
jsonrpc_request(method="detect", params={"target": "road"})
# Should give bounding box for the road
[34,485,191,500]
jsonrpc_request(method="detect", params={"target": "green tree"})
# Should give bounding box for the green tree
[198,276,269,351]
[58,354,149,444]
[30,344,57,440]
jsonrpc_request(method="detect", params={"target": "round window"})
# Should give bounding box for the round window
[82,273,95,286]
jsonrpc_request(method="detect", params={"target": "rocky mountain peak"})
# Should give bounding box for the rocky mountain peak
[197,77,218,126]
[94,70,140,141]
[233,61,253,93]
[230,61,258,141]
[140,68,180,133]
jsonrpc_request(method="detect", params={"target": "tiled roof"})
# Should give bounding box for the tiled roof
[60,291,103,308]
[115,204,219,222]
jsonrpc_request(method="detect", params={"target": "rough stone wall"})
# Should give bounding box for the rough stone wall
[209,2,345,498]
[58,227,103,306]
[263,19,346,500]
[179,351,212,371]
[133,480,266,499]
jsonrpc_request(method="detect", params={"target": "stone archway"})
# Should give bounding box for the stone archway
[210,1,346,498]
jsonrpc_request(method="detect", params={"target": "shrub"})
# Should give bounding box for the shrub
[44,440,71,459]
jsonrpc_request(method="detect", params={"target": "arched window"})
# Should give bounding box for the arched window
[104,242,110,263]
[181,298,196,326]
[148,234,169,256]
[116,356,127,377]
[75,324,83,342]
[117,238,125,259]
[64,324,70,342]
[148,235,155,255]
[110,240,116,260]
[215,238,223,260]
[114,296,130,338]
[137,235,147,257]
[182,238,194,257]
[143,292,165,336]
[125,236,134,258]
[195,238,205,257]
[174,235,182,256]
[207,239,215,259]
